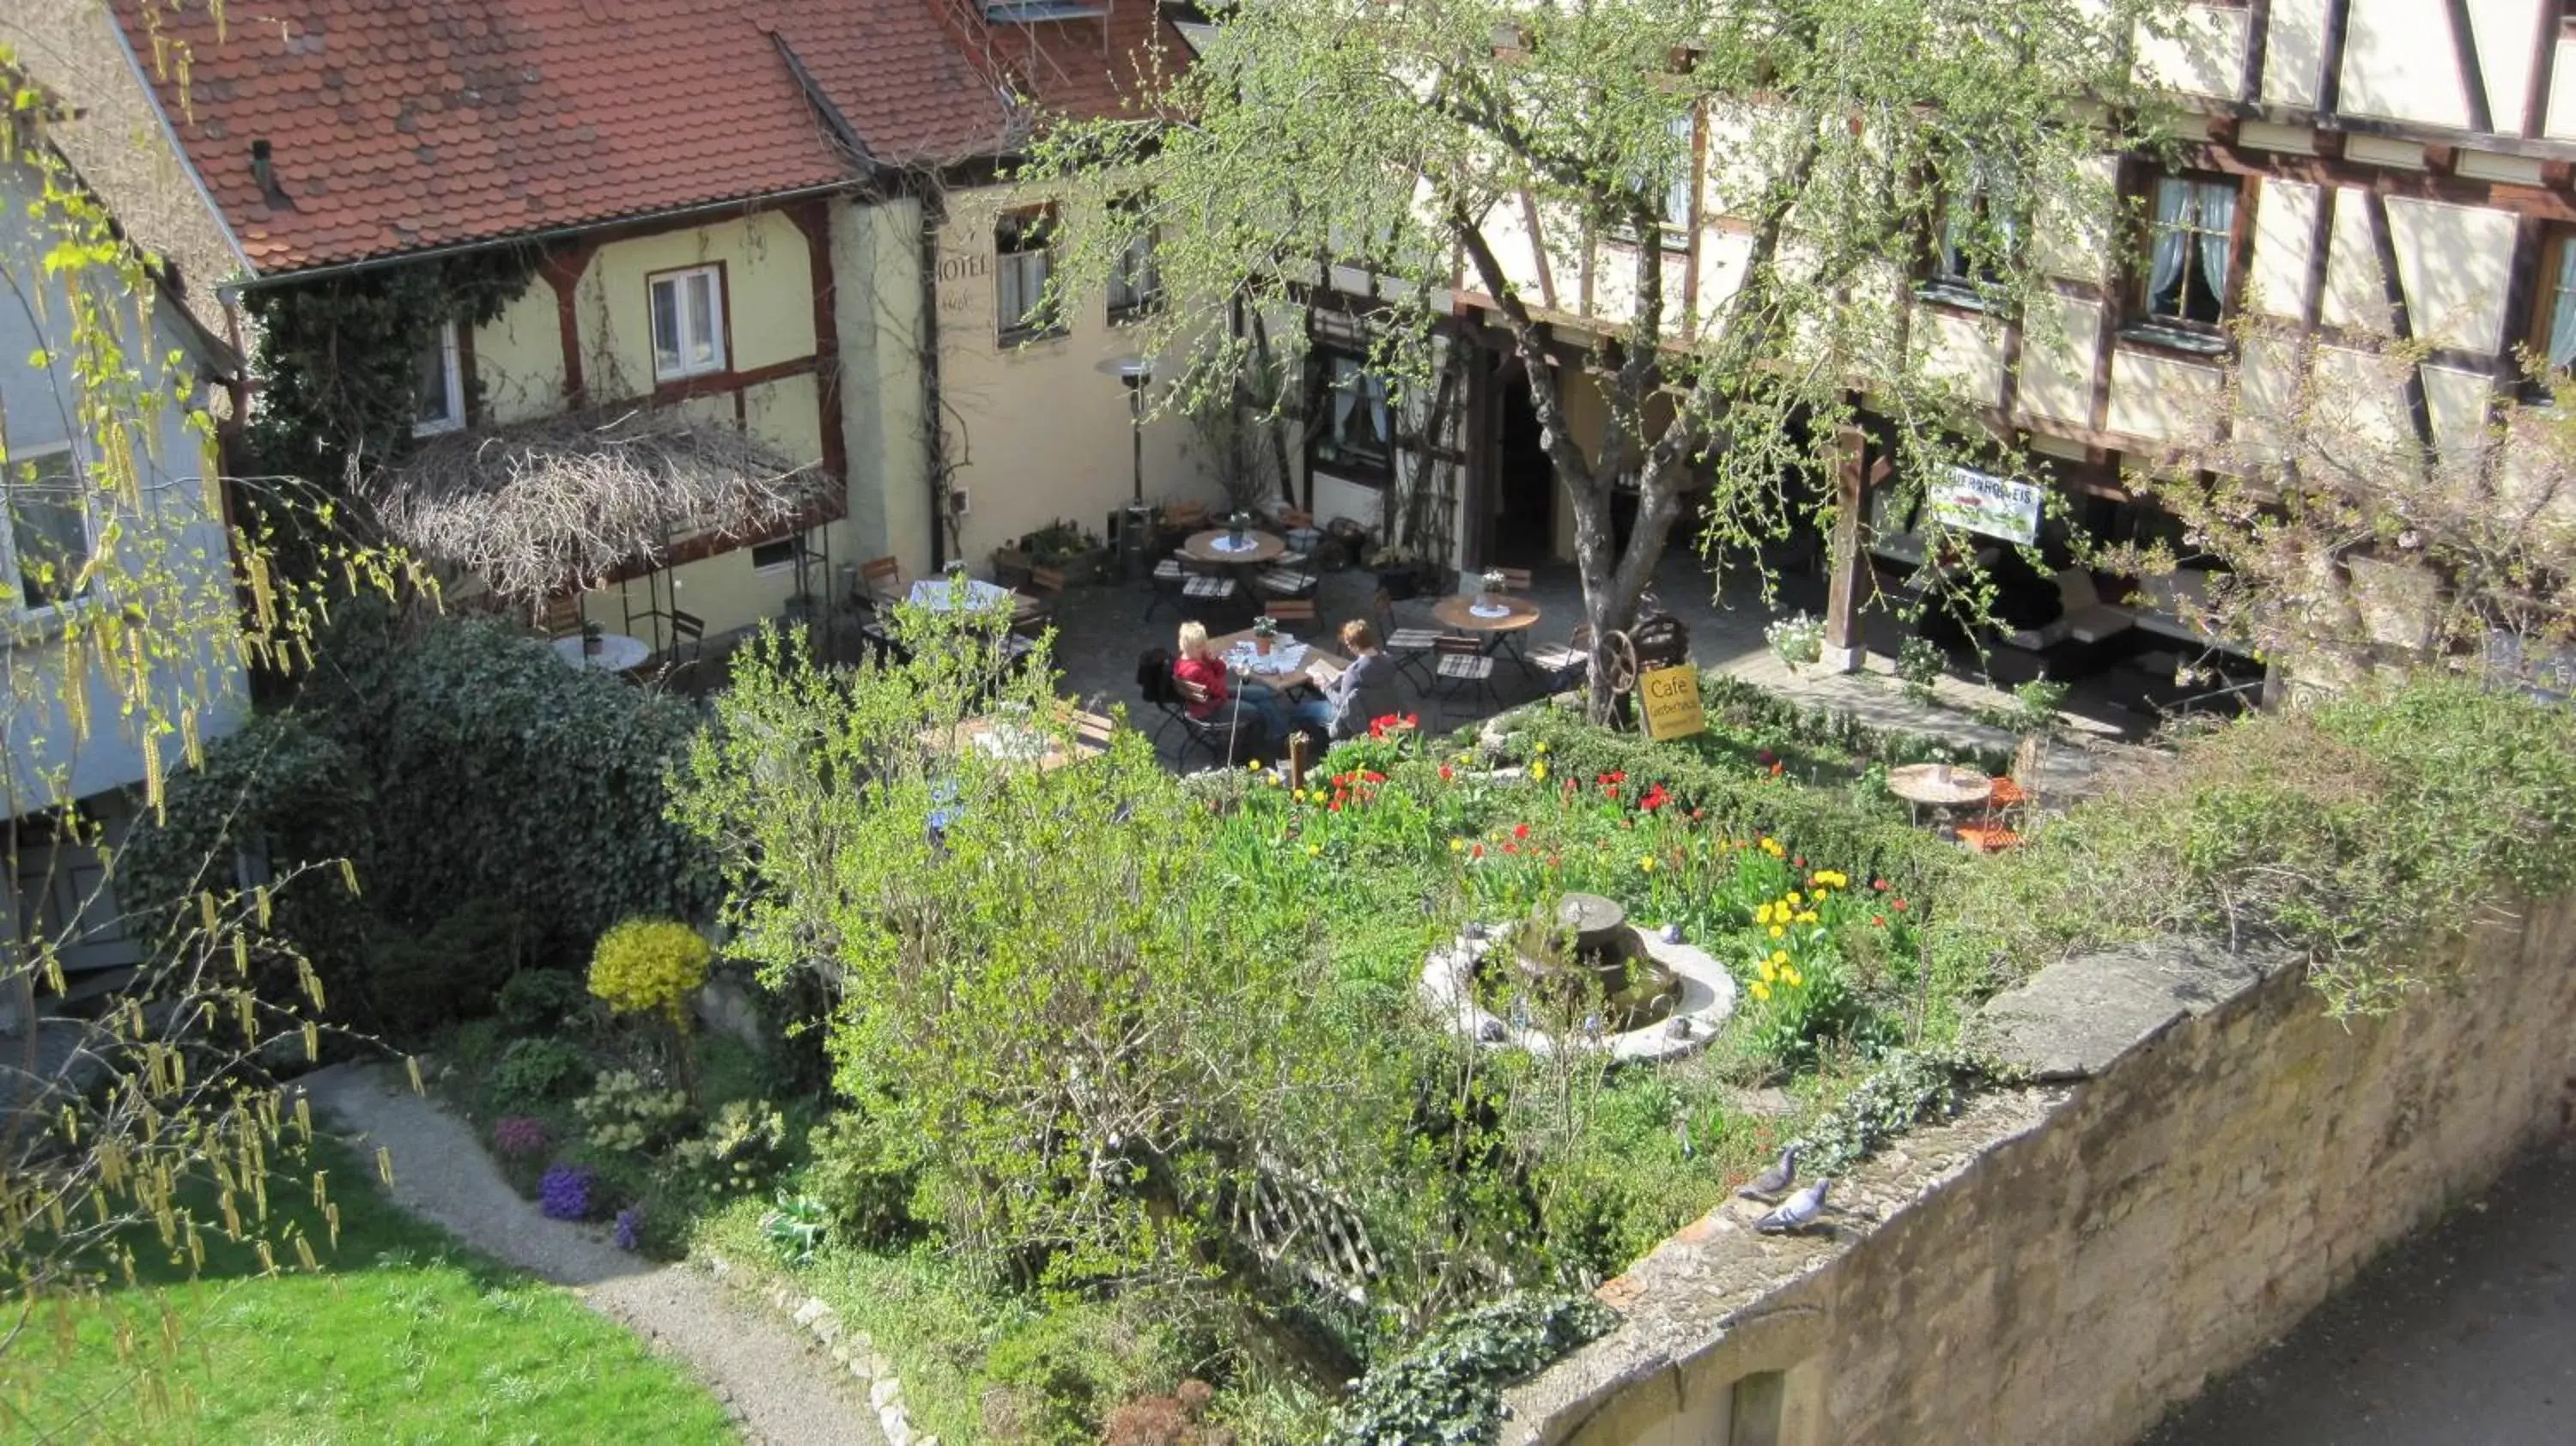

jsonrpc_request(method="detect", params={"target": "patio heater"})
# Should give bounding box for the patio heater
[1097,355,1156,580]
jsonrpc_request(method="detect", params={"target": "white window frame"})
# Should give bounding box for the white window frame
[3,440,97,623]
[649,265,728,381]
[996,209,1061,343]
[412,319,465,436]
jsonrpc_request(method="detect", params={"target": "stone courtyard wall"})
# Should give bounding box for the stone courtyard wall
[1505,893,2576,1446]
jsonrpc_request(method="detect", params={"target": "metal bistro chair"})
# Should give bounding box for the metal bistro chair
[651,608,706,690]
[1170,676,1256,769]
[1523,623,1594,696]
[1180,557,1243,621]
[1144,552,1189,620]
[1371,587,1443,690]
[1430,633,1498,719]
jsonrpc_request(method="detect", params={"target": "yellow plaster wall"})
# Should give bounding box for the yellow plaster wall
[572,210,817,399]
[2385,197,2518,354]
[2137,3,2246,100]
[2339,0,2475,130]
[2246,179,2324,321]
[1917,308,2009,408]
[932,179,1221,574]
[2106,349,2226,443]
[472,282,567,424]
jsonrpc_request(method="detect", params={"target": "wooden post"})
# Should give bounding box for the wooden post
[1821,426,1868,673]
[1287,732,1310,791]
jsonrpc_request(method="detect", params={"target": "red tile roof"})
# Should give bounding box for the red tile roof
[114,0,1182,276]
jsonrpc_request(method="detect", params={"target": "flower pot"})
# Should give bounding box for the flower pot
[1255,635,1274,656]
[1379,564,1421,600]
[583,635,604,656]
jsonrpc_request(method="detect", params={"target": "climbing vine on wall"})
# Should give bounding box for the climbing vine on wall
[243,246,541,489]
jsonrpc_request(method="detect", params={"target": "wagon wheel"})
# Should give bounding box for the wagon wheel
[1601,629,1642,695]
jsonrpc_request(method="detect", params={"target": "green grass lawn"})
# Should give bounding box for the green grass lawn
[5,1135,736,1444]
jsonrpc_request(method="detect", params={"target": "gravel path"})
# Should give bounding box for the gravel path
[299,1063,882,1446]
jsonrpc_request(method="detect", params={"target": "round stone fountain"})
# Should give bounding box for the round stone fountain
[1419,892,1736,1062]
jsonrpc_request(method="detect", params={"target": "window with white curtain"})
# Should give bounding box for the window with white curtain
[2141,174,2239,326]
[649,266,726,380]
[5,441,94,616]
[1660,109,1697,234]
[1106,202,1163,322]
[1932,155,2020,290]
[1313,353,1393,477]
[996,208,1061,342]
[413,320,464,434]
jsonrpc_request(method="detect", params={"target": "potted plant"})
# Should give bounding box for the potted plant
[1764,611,1825,671]
[1476,568,1509,609]
[581,619,605,656]
[1252,613,1279,656]
[1370,540,1425,599]
[1225,510,1254,548]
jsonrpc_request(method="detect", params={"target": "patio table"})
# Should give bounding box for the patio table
[1431,593,1543,679]
[551,632,650,673]
[1182,528,1285,566]
[923,708,1114,774]
[1886,762,1994,826]
[1212,627,1348,693]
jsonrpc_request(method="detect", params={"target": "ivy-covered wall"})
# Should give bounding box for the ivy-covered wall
[242,248,538,489]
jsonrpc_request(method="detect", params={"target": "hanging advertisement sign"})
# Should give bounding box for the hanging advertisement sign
[1929,465,2043,545]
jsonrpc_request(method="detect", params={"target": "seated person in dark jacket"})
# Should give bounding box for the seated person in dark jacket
[1294,620,1402,741]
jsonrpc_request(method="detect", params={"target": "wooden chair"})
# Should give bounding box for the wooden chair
[1493,566,1534,593]
[1260,598,1318,628]
[1430,634,1498,716]
[860,556,905,606]
[537,594,586,640]
[1372,588,1442,689]
[1016,565,1066,635]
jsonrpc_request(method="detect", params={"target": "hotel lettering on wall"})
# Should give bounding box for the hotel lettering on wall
[1639,665,1707,742]
[937,249,987,316]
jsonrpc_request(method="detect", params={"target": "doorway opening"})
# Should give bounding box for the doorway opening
[1491,361,1555,566]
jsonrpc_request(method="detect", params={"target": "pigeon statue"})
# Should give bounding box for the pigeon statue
[1753,1178,1832,1235]
[1737,1145,1799,1202]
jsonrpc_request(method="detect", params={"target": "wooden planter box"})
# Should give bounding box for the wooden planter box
[994,544,1109,586]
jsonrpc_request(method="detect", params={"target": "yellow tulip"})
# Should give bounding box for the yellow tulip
[1306,843,1322,857]
[1639,856,1658,872]
[1751,981,1772,1002]
[1786,890,1801,906]
[1449,838,1466,853]
[1768,926,1785,939]
[1531,761,1549,783]
[1783,967,1803,987]
[1795,910,1819,926]
[1759,960,1778,983]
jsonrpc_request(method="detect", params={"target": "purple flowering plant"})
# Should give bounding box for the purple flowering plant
[538,1163,596,1221]
[614,1206,645,1252]
[492,1115,549,1158]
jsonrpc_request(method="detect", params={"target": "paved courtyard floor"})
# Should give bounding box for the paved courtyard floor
[1027,550,2167,797]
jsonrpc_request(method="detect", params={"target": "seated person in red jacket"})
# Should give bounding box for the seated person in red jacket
[1172,621,1291,747]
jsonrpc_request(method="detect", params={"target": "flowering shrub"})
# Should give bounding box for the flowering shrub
[588,918,712,1026]
[538,1163,596,1221]
[1764,611,1825,668]
[574,1069,693,1154]
[490,1115,549,1159]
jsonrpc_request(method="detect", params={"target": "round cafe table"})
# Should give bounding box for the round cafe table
[551,632,650,673]
[1886,762,1993,826]
[1432,593,1541,635]
[1182,528,1285,566]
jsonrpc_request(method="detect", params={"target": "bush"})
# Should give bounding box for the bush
[489,1036,594,1114]
[671,1099,789,1195]
[496,969,593,1033]
[800,1115,922,1247]
[1327,1292,1617,1445]
[366,900,526,1038]
[574,1069,694,1154]
[589,920,713,1026]
[1933,677,2576,1015]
